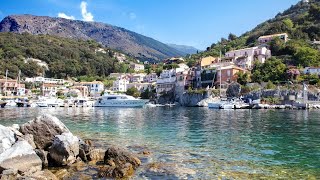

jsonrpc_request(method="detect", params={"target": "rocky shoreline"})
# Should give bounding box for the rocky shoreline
[0,114,196,179]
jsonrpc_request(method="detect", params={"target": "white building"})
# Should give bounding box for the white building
[112,76,129,92]
[25,77,65,84]
[303,67,320,75]
[258,33,289,44]
[156,69,176,95]
[79,81,105,96]
[127,82,154,92]
[130,63,145,72]
[144,73,158,83]
[225,46,271,69]
[130,73,146,83]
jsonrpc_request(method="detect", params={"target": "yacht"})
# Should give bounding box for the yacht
[94,94,148,107]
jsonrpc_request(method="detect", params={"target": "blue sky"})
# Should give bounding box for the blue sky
[0,0,300,49]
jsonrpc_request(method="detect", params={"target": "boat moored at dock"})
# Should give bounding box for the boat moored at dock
[94,94,148,107]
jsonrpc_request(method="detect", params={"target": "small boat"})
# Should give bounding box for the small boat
[16,98,31,107]
[35,97,63,107]
[0,100,7,108]
[219,102,235,109]
[73,98,94,107]
[145,103,157,108]
[94,94,148,107]
[165,103,175,107]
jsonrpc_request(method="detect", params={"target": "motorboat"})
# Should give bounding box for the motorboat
[165,103,176,107]
[73,98,94,107]
[219,102,235,109]
[94,94,148,107]
[145,103,157,108]
[35,97,64,107]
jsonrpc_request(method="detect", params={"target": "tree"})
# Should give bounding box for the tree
[309,4,320,21]
[236,72,250,85]
[228,33,237,41]
[282,18,294,29]
[269,37,285,56]
[251,57,287,82]
[126,87,140,98]
[294,47,320,67]
[140,88,153,99]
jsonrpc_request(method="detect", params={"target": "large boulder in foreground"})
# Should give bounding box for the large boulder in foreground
[0,125,16,154]
[0,140,42,173]
[49,133,79,166]
[20,114,70,150]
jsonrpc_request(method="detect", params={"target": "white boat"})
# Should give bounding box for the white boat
[94,94,148,107]
[165,103,176,107]
[35,97,64,107]
[73,98,94,107]
[220,102,235,109]
[5,100,17,107]
[208,101,223,109]
[145,103,157,108]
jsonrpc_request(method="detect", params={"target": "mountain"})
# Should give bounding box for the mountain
[167,44,199,55]
[0,14,184,62]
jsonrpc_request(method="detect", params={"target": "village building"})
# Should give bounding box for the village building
[156,69,176,95]
[130,63,145,72]
[25,76,65,84]
[225,46,271,70]
[303,67,320,76]
[199,56,219,69]
[215,65,247,88]
[41,83,59,97]
[71,86,89,97]
[144,73,158,83]
[130,73,146,83]
[77,81,104,96]
[127,82,154,92]
[112,75,129,92]
[258,33,289,44]
[0,79,25,96]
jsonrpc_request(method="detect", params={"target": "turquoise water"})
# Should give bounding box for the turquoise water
[1,107,320,179]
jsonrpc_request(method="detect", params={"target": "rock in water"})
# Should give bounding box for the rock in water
[49,133,79,166]
[0,140,42,173]
[0,125,16,154]
[104,147,141,169]
[20,114,70,150]
[99,147,141,178]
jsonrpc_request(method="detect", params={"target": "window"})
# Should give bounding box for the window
[227,70,231,77]
[107,97,117,100]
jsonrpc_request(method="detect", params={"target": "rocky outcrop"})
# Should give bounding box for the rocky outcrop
[0,140,42,173]
[49,133,79,166]
[0,115,143,179]
[178,92,210,107]
[20,114,70,150]
[0,125,16,154]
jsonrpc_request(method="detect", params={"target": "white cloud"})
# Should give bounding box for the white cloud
[57,13,75,20]
[129,12,136,20]
[80,1,94,22]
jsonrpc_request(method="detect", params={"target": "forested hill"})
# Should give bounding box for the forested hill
[0,15,184,62]
[188,0,320,68]
[0,32,133,79]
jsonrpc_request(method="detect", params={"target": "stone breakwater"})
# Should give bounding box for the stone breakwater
[0,114,196,179]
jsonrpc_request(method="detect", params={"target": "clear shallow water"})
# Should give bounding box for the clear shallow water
[1,107,320,179]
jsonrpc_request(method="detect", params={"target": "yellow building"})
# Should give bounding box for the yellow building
[199,56,218,69]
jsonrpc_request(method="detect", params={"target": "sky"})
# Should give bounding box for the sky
[0,0,301,50]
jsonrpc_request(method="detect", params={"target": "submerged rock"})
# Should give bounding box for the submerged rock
[143,162,196,179]
[20,114,70,150]
[79,139,92,162]
[0,125,16,154]
[49,132,79,166]
[104,147,141,169]
[0,140,42,174]
[89,148,106,162]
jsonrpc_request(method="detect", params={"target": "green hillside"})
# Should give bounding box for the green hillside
[0,32,134,79]
[188,0,320,69]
